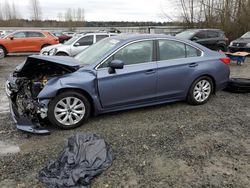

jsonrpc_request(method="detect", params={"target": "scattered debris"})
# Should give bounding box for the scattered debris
[224,78,250,93]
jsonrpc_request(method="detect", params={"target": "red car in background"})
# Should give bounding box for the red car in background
[0,30,59,57]
[52,32,72,43]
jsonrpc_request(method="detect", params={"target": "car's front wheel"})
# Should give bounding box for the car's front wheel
[187,76,214,105]
[48,91,91,129]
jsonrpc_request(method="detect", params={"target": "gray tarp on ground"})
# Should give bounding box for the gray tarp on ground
[38,133,113,188]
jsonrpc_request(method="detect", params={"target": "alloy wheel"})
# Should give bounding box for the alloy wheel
[193,80,211,102]
[54,97,86,126]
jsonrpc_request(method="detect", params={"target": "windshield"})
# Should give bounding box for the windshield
[64,35,81,45]
[75,38,120,65]
[241,32,250,38]
[176,30,196,39]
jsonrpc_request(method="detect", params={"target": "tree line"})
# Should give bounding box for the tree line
[171,0,250,39]
[0,0,249,39]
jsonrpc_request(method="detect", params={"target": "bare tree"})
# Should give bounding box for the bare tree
[3,0,12,20]
[77,8,85,22]
[65,8,72,21]
[0,2,3,20]
[57,12,63,21]
[29,0,42,20]
[165,0,250,39]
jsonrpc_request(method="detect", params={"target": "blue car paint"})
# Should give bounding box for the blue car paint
[7,34,230,133]
[38,34,230,115]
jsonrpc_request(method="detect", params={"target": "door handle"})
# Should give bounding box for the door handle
[189,63,198,68]
[145,69,156,74]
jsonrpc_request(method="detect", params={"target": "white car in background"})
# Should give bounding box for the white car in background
[40,32,117,56]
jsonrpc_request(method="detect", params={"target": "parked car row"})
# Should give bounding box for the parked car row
[41,32,117,56]
[176,29,250,53]
[228,31,250,53]
[176,29,229,51]
[0,28,249,59]
[0,30,59,57]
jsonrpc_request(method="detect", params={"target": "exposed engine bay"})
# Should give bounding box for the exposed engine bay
[6,56,80,132]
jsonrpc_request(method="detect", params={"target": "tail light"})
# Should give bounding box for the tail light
[220,57,231,65]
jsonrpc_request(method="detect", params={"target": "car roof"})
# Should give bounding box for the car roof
[186,29,223,32]
[106,34,214,54]
[110,34,178,42]
[12,30,48,33]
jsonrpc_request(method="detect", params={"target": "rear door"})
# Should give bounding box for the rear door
[193,31,209,48]
[71,35,94,56]
[206,30,220,50]
[156,39,202,99]
[97,40,158,108]
[26,31,46,51]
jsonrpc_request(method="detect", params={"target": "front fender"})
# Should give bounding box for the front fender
[38,71,97,99]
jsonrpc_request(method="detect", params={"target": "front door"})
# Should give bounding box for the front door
[71,35,94,56]
[97,40,157,108]
[8,31,29,52]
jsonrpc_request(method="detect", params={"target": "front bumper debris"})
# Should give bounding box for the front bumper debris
[9,99,50,134]
[6,80,50,134]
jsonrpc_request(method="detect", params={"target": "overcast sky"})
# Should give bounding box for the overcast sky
[0,0,177,22]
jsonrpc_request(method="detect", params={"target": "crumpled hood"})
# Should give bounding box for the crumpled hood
[15,55,81,75]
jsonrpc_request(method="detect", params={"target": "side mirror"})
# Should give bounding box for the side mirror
[191,37,199,41]
[74,42,80,47]
[108,60,124,74]
[9,36,14,40]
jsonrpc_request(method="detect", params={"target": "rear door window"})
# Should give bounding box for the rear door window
[96,35,109,42]
[26,32,45,38]
[194,31,207,39]
[158,40,186,61]
[186,45,202,57]
[207,31,219,38]
[158,40,202,60]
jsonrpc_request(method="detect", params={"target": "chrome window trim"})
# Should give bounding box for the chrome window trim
[95,37,204,70]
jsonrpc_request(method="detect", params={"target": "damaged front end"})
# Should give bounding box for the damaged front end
[6,55,80,134]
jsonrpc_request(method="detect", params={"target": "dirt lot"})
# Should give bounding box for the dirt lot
[0,56,249,188]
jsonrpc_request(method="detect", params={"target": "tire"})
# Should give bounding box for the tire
[0,46,7,57]
[56,52,68,56]
[187,76,214,105]
[224,78,250,93]
[48,91,91,129]
[216,45,226,52]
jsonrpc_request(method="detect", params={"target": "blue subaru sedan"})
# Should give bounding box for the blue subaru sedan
[6,34,230,133]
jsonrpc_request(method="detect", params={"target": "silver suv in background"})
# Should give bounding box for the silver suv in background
[40,33,118,56]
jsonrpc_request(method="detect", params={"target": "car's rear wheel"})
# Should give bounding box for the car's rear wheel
[48,91,91,129]
[187,76,213,105]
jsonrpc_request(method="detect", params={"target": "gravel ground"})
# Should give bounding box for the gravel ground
[0,57,249,188]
